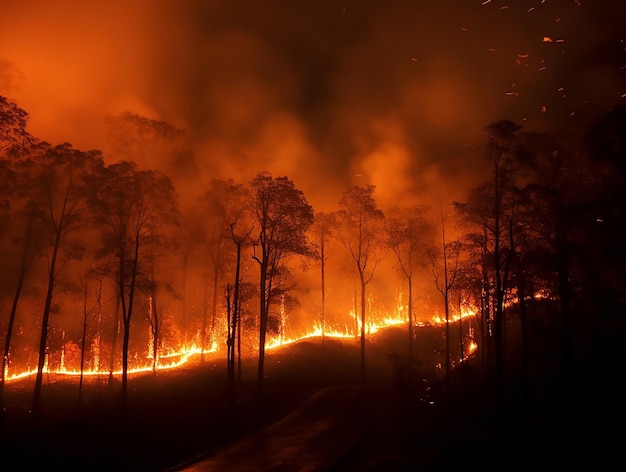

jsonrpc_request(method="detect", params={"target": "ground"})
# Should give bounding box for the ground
[0,324,623,471]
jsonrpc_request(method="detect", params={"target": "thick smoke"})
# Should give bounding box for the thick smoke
[3,0,623,212]
[1,0,624,339]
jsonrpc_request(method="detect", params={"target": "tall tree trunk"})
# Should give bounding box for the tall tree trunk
[360,272,367,383]
[459,293,465,364]
[1,231,32,405]
[79,282,89,403]
[320,240,326,342]
[226,284,234,402]
[444,291,450,391]
[230,242,242,384]
[407,275,414,387]
[108,296,120,384]
[480,227,491,380]
[181,252,189,346]
[121,236,140,408]
[32,232,61,417]
[121,317,131,408]
[200,266,209,363]
[210,263,219,349]
[151,294,159,374]
[237,309,242,381]
[353,282,358,341]
[441,205,451,392]
[257,260,269,397]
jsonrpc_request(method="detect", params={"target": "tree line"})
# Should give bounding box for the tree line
[1,94,624,417]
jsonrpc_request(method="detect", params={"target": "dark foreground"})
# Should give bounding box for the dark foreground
[1,324,623,471]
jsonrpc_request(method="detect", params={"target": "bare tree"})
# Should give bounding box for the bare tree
[201,178,254,398]
[386,205,433,386]
[144,247,179,374]
[337,184,385,383]
[309,211,339,341]
[77,275,112,403]
[191,182,233,360]
[429,205,463,392]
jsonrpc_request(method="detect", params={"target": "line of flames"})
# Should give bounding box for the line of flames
[3,308,478,384]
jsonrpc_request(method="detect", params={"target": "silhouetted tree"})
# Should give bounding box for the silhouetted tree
[78,274,108,403]
[455,189,494,378]
[144,243,179,374]
[0,98,40,402]
[235,281,257,378]
[250,172,313,397]
[29,143,105,416]
[202,178,254,397]
[428,207,462,392]
[0,95,38,158]
[502,184,537,407]
[193,181,234,360]
[106,111,194,345]
[148,193,181,375]
[92,161,180,406]
[337,184,385,383]
[309,211,339,341]
[0,158,46,403]
[386,205,433,386]
[455,120,524,411]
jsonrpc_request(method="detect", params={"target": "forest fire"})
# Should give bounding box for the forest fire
[2,306,476,386]
[0,2,624,470]
[430,304,477,325]
[3,342,213,384]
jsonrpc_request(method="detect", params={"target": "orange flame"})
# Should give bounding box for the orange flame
[3,302,478,384]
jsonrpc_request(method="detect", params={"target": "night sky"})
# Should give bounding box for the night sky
[1,0,624,211]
